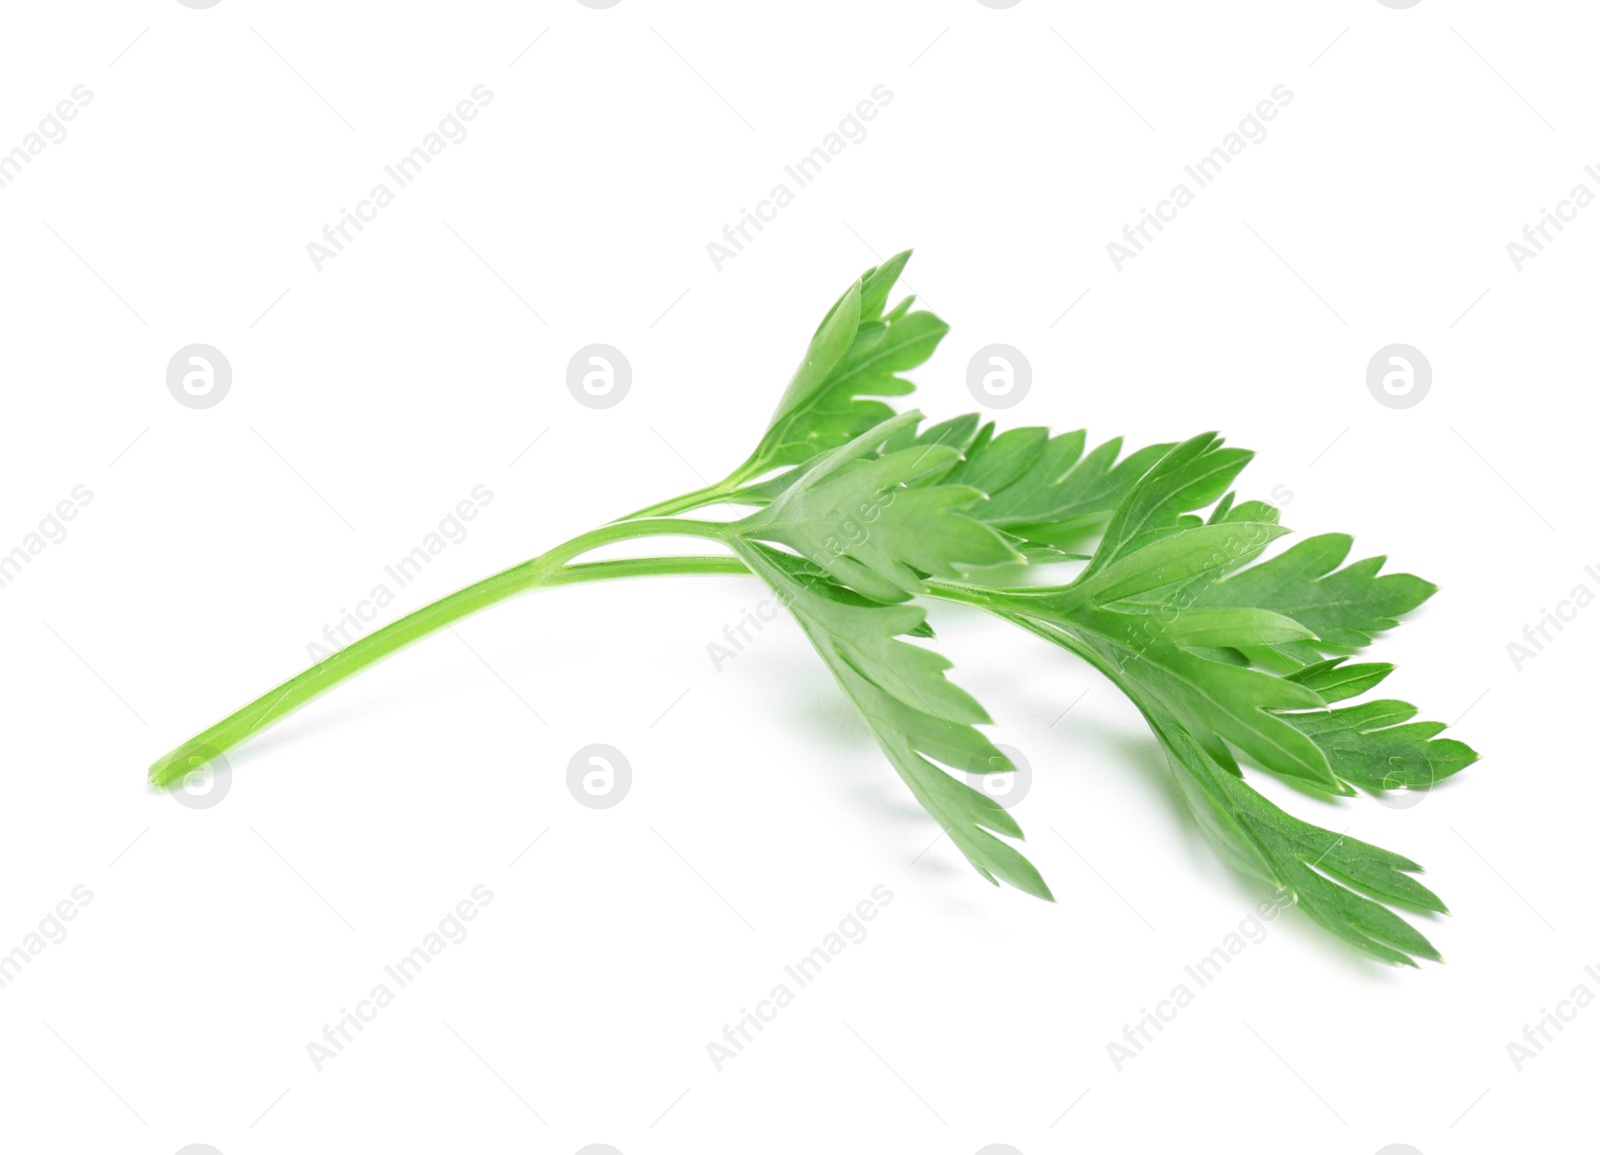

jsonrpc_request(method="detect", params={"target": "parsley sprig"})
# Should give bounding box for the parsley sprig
[150,253,1476,964]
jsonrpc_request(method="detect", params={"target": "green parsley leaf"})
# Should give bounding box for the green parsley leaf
[1189,533,1438,668]
[946,424,1174,551]
[1152,710,1447,966]
[737,412,1019,602]
[937,432,1478,960]
[723,413,1046,896]
[1283,693,1479,794]
[734,544,1051,900]
[739,251,948,481]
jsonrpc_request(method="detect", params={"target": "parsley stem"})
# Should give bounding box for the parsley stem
[615,485,737,520]
[543,555,748,585]
[148,518,731,787]
[612,457,775,521]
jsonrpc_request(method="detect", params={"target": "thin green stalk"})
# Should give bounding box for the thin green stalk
[613,454,785,521]
[616,484,740,521]
[148,519,730,788]
[151,558,1103,790]
[544,555,750,585]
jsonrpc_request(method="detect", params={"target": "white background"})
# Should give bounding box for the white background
[0,2,1593,1153]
